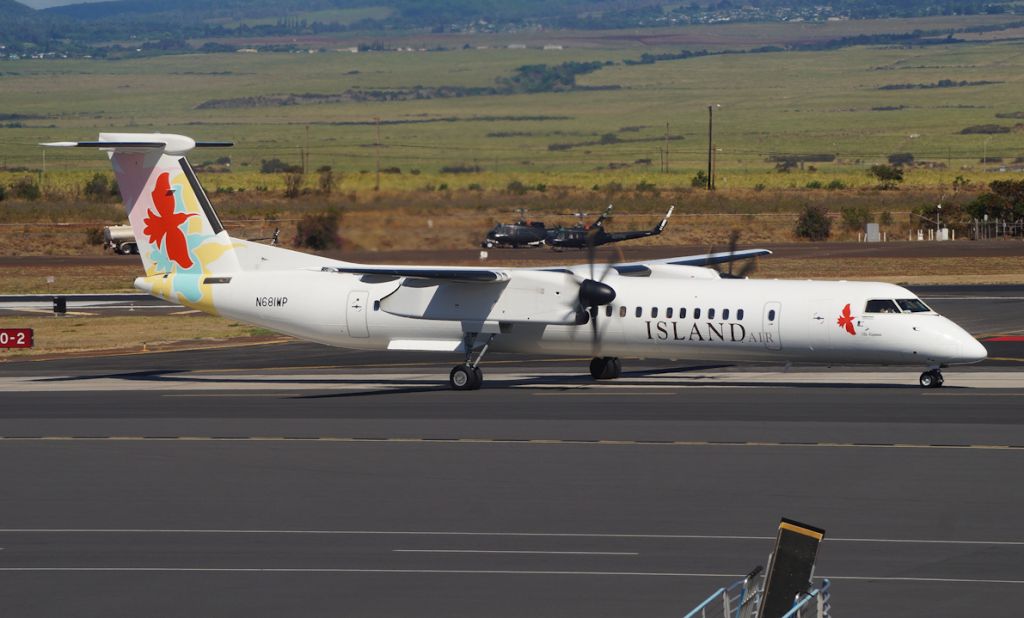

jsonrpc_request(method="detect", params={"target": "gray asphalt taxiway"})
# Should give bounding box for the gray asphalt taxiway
[1,286,1023,617]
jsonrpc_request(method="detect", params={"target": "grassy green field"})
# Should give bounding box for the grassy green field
[2,16,1023,195]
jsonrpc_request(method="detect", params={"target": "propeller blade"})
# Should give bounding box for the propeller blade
[736,257,758,279]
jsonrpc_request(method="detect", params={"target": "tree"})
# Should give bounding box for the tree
[965,179,1024,220]
[840,205,873,231]
[869,164,903,189]
[794,204,831,241]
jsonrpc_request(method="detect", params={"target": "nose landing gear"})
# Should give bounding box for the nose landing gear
[919,369,944,388]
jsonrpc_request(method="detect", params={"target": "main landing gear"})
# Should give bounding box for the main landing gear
[919,369,944,388]
[449,333,495,391]
[589,356,622,380]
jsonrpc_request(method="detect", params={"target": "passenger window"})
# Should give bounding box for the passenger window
[651,307,658,319]
[723,309,730,320]
[694,308,701,320]
[679,308,686,319]
[737,309,744,320]
[708,308,716,320]
[896,298,931,313]
[768,309,776,321]
[635,306,642,318]
[619,306,627,318]
[865,299,900,314]
[605,305,612,317]
[666,308,673,319]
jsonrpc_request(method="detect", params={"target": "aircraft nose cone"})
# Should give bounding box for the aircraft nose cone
[961,337,988,364]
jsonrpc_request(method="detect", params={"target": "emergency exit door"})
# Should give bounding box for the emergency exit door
[762,301,782,350]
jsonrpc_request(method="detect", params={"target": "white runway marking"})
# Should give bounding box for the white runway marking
[2,370,1023,392]
[1,529,1022,546]
[393,549,640,556]
[0,567,1020,584]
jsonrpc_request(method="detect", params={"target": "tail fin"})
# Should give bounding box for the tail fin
[653,205,674,234]
[592,204,614,229]
[43,133,239,308]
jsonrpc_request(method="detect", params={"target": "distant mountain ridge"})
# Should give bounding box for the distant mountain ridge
[2,0,38,16]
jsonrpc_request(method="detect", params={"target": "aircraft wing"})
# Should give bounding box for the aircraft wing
[567,248,772,276]
[325,266,510,282]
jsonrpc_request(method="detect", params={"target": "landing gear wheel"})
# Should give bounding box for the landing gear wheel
[919,370,943,388]
[450,364,482,391]
[589,356,621,380]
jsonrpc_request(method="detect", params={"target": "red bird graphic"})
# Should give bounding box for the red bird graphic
[837,303,856,335]
[143,172,195,269]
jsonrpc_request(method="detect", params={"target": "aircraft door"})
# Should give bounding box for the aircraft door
[346,290,370,338]
[762,301,782,350]
[809,300,833,352]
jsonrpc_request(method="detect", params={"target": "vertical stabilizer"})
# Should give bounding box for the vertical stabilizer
[43,133,239,310]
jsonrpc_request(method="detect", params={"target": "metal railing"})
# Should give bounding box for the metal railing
[683,566,763,618]
[683,571,831,618]
[780,579,831,618]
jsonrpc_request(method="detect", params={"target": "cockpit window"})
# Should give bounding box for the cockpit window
[865,299,900,313]
[896,298,931,313]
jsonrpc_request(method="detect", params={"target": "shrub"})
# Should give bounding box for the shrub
[84,173,114,201]
[826,179,847,190]
[293,210,342,250]
[879,211,894,227]
[753,183,766,192]
[84,226,105,245]
[691,170,708,188]
[260,158,302,173]
[317,167,334,194]
[11,176,40,200]
[599,133,620,145]
[840,205,873,231]
[467,183,482,191]
[0,185,5,201]
[794,204,831,241]
[440,164,482,174]
[805,180,823,189]
[506,180,528,195]
[635,180,657,193]
[284,172,304,198]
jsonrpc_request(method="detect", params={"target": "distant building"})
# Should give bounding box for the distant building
[507,44,526,49]
[543,44,563,50]
[237,48,258,53]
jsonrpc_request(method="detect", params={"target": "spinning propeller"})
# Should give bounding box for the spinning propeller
[572,231,621,353]
[705,230,759,279]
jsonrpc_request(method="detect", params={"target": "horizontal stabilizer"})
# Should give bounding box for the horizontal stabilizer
[40,133,232,155]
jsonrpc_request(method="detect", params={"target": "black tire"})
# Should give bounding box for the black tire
[450,364,481,391]
[608,357,622,379]
[590,357,619,380]
[919,371,936,388]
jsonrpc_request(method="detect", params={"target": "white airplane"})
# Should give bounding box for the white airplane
[44,133,986,390]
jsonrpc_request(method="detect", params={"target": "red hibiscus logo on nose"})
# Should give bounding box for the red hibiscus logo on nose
[837,303,856,335]
[143,172,196,269]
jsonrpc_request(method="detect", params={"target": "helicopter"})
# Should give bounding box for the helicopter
[481,209,550,248]
[546,204,673,250]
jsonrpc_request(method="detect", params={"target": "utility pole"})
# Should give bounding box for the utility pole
[664,122,669,173]
[374,116,381,191]
[706,105,713,190]
[304,124,310,173]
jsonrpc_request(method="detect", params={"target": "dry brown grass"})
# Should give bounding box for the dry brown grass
[0,314,282,359]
